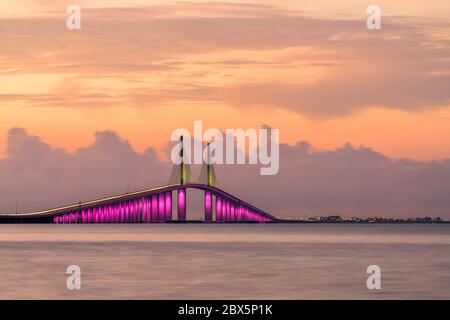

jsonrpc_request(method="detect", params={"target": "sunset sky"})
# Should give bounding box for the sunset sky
[0,1,449,217]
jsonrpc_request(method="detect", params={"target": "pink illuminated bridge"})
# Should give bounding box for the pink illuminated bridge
[0,183,277,224]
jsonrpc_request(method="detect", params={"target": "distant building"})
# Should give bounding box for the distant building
[320,215,342,223]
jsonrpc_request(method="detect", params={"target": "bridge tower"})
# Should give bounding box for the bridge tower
[203,142,217,222]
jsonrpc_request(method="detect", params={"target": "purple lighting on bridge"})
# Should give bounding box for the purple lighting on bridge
[51,186,274,224]
[216,197,222,222]
[158,193,165,222]
[204,191,212,222]
[54,196,164,224]
[222,200,227,222]
[152,195,158,222]
[178,188,186,221]
[165,192,172,221]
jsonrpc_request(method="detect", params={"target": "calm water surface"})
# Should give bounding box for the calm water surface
[0,224,449,299]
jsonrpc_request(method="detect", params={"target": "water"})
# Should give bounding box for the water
[0,224,449,299]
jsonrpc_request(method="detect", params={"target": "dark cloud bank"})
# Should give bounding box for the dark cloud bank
[1,128,449,219]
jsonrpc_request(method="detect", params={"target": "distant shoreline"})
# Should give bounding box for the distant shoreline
[275,220,449,224]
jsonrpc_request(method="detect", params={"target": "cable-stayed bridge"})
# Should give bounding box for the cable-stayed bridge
[0,139,276,223]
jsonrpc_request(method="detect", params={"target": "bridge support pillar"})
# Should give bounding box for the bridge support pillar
[216,197,222,222]
[204,191,212,222]
[222,200,227,222]
[221,200,226,222]
[144,197,151,223]
[158,193,165,222]
[151,195,159,222]
[165,191,172,222]
[177,188,186,221]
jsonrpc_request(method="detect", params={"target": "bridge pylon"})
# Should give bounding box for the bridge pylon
[199,142,217,222]
[178,136,188,221]
[167,135,192,221]
[197,142,217,187]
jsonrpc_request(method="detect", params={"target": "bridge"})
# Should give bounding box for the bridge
[0,139,276,223]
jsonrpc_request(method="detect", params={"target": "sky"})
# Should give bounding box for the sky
[0,1,449,218]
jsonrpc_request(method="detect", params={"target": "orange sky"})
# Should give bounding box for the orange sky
[0,0,449,161]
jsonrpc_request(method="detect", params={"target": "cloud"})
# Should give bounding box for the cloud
[0,128,167,212]
[1,128,449,218]
[217,70,450,118]
[0,3,449,116]
[215,141,450,218]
